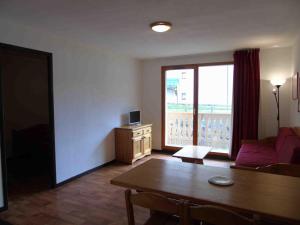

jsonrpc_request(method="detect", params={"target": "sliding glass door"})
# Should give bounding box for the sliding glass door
[164,68,195,147]
[197,65,233,154]
[162,63,233,155]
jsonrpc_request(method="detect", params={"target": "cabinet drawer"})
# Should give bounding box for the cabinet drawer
[132,129,143,137]
[143,127,152,134]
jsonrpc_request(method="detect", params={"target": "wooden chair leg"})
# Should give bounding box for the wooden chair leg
[253,213,261,225]
[125,189,135,225]
[182,200,190,225]
[150,209,156,216]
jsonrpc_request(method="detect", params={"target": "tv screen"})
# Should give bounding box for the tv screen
[129,111,141,125]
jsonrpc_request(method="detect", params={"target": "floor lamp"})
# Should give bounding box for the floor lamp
[270,79,286,131]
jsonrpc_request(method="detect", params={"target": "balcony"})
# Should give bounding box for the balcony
[166,112,232,153]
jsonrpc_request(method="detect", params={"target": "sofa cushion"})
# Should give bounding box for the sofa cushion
[277,135,300,163]
[236,143,277,167]
[275,127,295,152]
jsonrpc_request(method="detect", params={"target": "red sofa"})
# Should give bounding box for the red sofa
[235,127,300,167]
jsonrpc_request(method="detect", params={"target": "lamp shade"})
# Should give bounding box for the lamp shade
[270,78,286,86]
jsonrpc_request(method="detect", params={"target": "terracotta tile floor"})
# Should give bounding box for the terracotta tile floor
[0,153,231,225]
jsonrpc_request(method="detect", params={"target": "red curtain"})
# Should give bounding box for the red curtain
[231,49,260,160]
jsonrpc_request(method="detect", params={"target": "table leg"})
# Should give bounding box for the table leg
[194,159,203,164]
[181,158,203,164]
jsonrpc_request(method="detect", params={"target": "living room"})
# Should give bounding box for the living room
[0,0,300,224]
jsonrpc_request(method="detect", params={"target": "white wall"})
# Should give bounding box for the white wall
[290,35,300,125]
[259,47,292,138]
[142,48,292,149]
[0,19,141,183]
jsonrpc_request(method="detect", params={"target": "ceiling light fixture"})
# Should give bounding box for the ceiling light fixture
[150,21,172,32]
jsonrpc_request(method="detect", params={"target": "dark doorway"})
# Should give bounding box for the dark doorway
[0,43,56,208]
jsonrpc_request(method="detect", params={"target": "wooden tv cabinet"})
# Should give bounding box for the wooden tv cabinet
[115,124,152,164]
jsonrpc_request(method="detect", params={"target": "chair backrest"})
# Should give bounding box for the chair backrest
[256,163,300,178]
[187,205,256,225]
[125,189,184,225]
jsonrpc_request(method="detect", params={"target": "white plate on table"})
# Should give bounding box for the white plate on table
[208,176,234,186]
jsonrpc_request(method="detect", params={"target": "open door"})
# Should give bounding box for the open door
[0,43,56,211]
[0,135,8,212]
[0,155,8,212]
[0,59,8,211]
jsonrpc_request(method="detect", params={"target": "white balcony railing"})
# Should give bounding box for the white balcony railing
[166,112,232,151]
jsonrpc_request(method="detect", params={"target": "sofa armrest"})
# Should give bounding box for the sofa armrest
[241,136,276,146]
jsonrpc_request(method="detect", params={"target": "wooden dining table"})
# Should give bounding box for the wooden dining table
[111,158,300,225]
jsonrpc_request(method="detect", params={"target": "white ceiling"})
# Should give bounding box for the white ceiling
[0,0,300,59]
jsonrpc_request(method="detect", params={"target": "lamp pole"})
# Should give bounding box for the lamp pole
[271,78,285,132]
[272,85,281,131]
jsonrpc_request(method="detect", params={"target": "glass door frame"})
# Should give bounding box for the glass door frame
[161,62,233,154]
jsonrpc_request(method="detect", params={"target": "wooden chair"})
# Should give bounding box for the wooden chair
[185,205,257,225]
[256,163,300,178]
[125,189,184,225]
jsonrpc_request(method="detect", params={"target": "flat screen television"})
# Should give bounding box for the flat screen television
[129,111,141,125]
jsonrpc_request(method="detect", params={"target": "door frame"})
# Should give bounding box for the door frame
[0,43,57,211]
[161,62,233,152]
